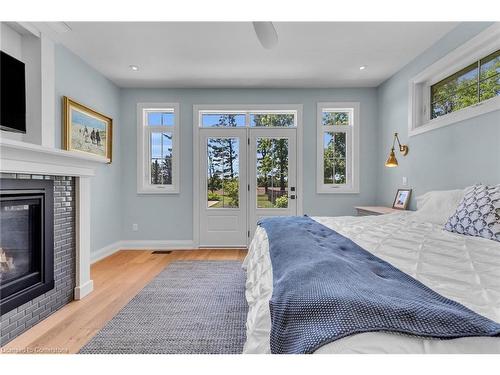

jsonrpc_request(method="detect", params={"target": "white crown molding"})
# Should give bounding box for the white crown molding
[0,137,107,177]
[5,22,41,38]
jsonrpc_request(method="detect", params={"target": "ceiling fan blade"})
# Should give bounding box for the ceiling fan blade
[252,22,278,49]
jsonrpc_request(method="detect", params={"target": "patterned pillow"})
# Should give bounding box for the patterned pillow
[444,184,500,242]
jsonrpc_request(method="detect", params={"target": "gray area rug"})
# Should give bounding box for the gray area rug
[79,261,248,354]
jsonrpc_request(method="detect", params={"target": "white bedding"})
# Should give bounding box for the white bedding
[242,212,500,353]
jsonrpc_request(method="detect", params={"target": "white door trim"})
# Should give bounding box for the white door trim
[192,104,303,248]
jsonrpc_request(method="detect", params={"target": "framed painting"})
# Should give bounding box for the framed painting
[63,96,113,162]
[392,188,412,210]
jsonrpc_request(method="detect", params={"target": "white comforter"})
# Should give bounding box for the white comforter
[243,212,500,353]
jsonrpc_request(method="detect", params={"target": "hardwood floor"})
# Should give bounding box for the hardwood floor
[1,249,247,354]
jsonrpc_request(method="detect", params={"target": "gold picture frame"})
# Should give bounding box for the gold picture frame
[63,96,113,163]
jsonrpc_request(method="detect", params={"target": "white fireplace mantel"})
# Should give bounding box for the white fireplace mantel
[0,137,108,300]
[0,137,106,177]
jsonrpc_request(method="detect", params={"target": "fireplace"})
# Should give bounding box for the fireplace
[0,179,54,315]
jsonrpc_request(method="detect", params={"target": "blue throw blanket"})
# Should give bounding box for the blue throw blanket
[258,216,500,354]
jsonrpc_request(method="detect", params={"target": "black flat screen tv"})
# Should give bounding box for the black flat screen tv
[1,50,26,133]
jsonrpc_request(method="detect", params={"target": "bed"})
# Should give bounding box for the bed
[242,211,500,354]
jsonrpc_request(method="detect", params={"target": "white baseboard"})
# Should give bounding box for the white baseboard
[74,279,94,300]
[91,240,196,264]
[119,240,195,250]
[91,241,123,264]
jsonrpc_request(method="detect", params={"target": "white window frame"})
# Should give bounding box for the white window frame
[137,103,180,194]
[317,102,360,194]
[408,23,500,137]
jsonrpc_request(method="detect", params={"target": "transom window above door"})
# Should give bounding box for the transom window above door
[199,108,298,128]
[137,103,180,194]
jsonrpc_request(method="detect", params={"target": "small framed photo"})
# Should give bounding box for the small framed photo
[63,96,113,163]
[392,188,412,210]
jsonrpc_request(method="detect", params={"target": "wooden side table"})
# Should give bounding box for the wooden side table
[355,206,402,216]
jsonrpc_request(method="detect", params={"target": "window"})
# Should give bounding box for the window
[317,103,359,194]
[199,109,297,128]
[137,103,180,194]
[250,113,295,127]
[409,24,500,136]
[201,113,246,127]
[431,49,500,119]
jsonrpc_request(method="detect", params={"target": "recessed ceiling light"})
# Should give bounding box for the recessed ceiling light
[129,65,139,71]
[359,65,367,70]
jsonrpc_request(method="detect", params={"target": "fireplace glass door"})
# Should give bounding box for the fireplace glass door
[0,198,42,288]
[0,179,54,315]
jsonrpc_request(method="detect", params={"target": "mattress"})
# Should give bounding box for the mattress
[242,212,500,354]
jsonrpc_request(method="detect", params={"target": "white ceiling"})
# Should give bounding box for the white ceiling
[51,22,458,88]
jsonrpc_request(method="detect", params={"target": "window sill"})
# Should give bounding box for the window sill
[317,186,360,194]
[137,187,180,195]
[409,95,500,137]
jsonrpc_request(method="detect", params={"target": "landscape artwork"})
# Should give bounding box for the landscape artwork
[63,97,113,162]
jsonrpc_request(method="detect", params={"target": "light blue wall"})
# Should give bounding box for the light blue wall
[376,23,500,209]
[120,88,379,241]
[54,45,122,253]
[53,22,500,247]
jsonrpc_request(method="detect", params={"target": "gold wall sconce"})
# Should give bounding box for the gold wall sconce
[385,132,409,167]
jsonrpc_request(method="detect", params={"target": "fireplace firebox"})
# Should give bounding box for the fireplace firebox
[0,179,54,315]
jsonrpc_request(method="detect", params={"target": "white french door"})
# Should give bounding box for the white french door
[248,128,297,238]
[199,128,247,247]
[198,127,297,247]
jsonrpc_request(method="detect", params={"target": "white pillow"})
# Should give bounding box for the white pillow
[410,189,465,225]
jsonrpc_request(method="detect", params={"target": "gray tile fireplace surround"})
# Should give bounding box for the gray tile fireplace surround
[0,173,76,346]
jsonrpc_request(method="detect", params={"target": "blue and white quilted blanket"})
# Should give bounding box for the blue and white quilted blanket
[258,216,500,354]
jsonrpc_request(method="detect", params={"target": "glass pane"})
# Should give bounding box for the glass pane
[322,111,349,126]
[147,111,174,126]
[431,62,479,119]
[0,199,39,284]
[323,132,346,185]
[150,132,173,185]
[479,49,500,102]
[201,114,246,127]
[480,49,500,81]
[480,74,500,102]
[431,82,479,118]
[256,138,289,208]
[207,138,239,208]
[250,113,295,127]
